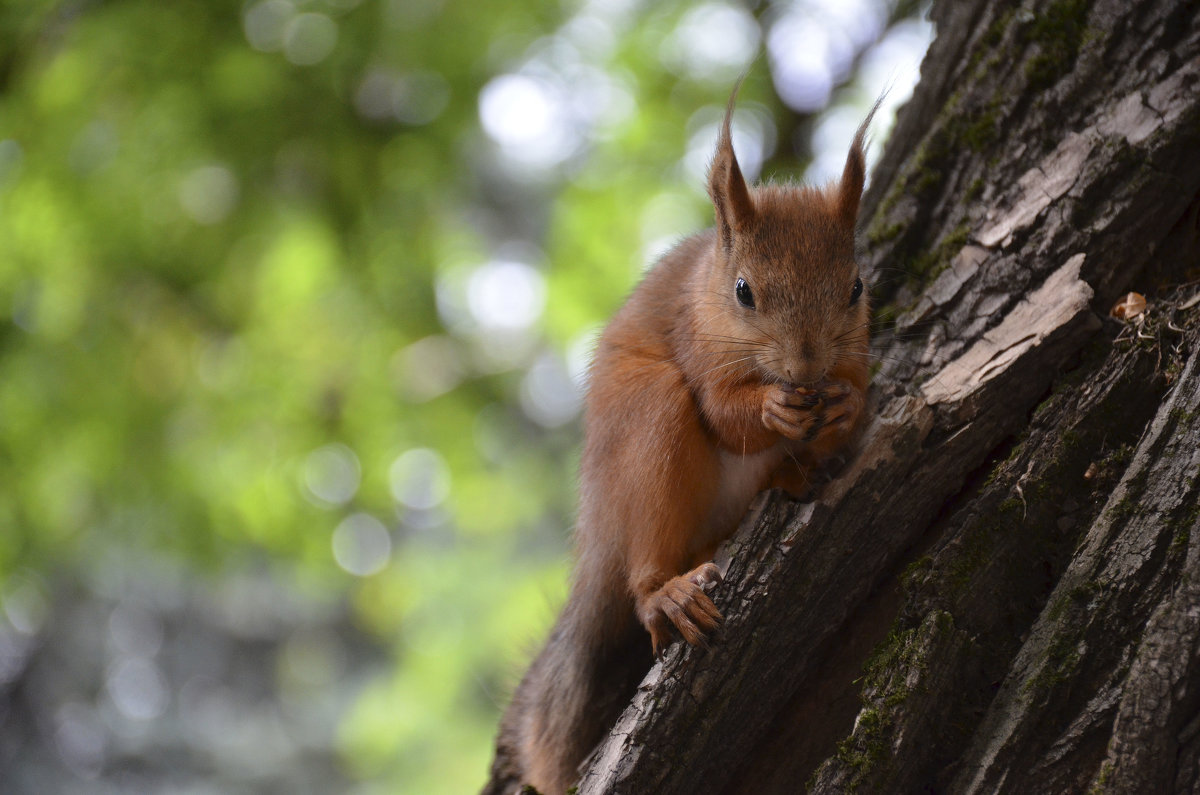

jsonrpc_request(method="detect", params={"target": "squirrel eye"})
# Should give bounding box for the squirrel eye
[735,277,755,309]
[849,277,863,306]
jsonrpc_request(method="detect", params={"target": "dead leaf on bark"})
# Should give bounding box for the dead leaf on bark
[1110,292,1147,319]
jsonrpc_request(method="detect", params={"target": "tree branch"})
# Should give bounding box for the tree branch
[573,1,1200,792]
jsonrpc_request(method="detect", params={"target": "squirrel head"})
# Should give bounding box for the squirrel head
[700,86,877,387]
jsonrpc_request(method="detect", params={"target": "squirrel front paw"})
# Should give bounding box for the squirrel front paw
[761,383,824,441]
[807,380,863,447]
[636,563,723,658]
[762,381,862,444]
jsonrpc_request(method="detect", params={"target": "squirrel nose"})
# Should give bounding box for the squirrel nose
[785,364,812,385]
[786,355,826,386]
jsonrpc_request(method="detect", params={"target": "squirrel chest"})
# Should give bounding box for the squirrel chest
[702,446,784,551]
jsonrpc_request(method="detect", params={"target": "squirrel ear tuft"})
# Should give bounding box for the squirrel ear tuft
[837,96,883,230]
[708,77,755,250]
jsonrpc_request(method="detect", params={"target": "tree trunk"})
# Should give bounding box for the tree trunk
[488,0,1200,792]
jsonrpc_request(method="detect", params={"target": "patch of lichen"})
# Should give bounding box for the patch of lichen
[1035,334,1118,416]
[947,492,1033,596]
[942,521,1008,599]
[827,612,959,791]
[881,90,999,292]
[1021,0,1092,92]
[900,555,934,597]
[918,332,1164,614]
[1166,502,1199,557]
[830,707,891,789]
[982,8,1016,50]
[943,92,1005,155]
[830,625,921,788]
[864,96,980,296]
[872,302,898,328]
[832,333,1175,774]
[863,0,1097,301]
[906,112,963,201]
[1105,461,1151,524]
[1021,626,1084,699]
[965,176,985,201]
[866,218,905,247]
[1044,580,1101,623]
[861,627,922,694]
[908,222,971,286]
[1088,761,1115,795]
[960,106,1001,151]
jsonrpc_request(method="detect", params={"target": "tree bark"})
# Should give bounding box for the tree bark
[566,0,1200,793]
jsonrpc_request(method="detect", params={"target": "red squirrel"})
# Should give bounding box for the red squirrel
[486,86,875,795]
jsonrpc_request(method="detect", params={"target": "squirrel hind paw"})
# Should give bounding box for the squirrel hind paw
[639,571,724,657]
[688,561,723,589]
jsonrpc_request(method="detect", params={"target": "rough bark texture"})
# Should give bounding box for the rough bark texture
[590,0,1200,791]
[485,0,1200,792]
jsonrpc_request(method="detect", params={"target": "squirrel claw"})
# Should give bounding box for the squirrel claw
[820,386,860,426]
[639,564,724,656]
[688,562,722,589]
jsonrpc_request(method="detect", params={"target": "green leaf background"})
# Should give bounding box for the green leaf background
[0,1,929,791]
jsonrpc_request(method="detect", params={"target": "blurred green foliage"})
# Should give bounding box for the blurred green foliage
[0,0,923,791]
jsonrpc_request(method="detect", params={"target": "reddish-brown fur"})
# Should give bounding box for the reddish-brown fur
[487,88,876,795]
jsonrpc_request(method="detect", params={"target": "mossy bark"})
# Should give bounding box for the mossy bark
[484,0,1200,792]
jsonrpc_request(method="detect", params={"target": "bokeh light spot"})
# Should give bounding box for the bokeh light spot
[243,0,295,52]
[0,139,22,187]
[68,121,118,175]
[303,443,362,507]
[662,3,760,81]
[355,68,451,126]
[520,353,582,428]
[283,12,338,66]
[479,74,577,168]
[106,657,169,722]
[54,704,106,779]
[466,260,546,332]
[3,573,48,635]
[389,448,450,511]
[392,335,463,402]
[331,513,392,577]
[179,165,239,225]
[108,603,164,659]
[768,13,834,111]
[0,627,32,685]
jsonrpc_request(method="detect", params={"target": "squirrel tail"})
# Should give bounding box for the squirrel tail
[488,548,650,795]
